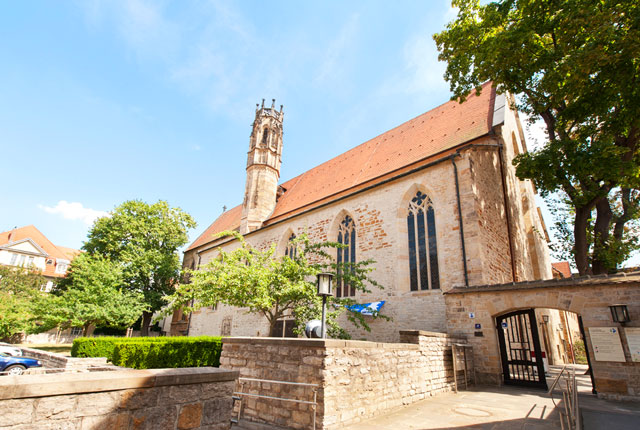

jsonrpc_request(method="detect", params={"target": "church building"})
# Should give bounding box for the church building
[172,82,552,342]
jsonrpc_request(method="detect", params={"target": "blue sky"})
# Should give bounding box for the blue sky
[2,1,634,268]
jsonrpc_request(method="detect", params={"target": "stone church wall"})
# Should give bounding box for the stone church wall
[185,101,551,342]
[188,159,466,342]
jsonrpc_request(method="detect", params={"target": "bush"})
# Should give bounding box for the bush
[573,339,588,365]
[72,336,170,361]
[111,337,223,369]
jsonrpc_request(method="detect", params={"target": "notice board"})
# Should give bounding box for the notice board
[624,327,640,363]
[588,327,626,362]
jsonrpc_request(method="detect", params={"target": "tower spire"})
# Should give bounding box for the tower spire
[240,99,284,233]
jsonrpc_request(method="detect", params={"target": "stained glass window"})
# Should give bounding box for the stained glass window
[337,215,356,297]
[407,191,440,290]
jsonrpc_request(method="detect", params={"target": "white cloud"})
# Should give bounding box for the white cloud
[38,201,109,225]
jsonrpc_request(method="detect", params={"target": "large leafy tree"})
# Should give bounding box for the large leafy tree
[45,254,147,336]
[166,232,388,339]
[84,200,196,335]
[0,266,47,341]
[434,0,640,274]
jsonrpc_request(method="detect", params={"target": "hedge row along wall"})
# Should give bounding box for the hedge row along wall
[72,336,223,369]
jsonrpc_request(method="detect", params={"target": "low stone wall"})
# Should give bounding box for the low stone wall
[18,346,118,372]
[220,331,471,429]
[0,367,238,430]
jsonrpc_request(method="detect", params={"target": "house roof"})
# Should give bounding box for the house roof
[188,82,497,252]
[0,225,81,278]
[551,262,572,279]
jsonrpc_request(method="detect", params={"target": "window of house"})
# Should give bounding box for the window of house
[337,215,356,297]
[70,327,82,336]
[407,191,440,291]
[17,254,26,267]
[284,233,297,259]
[9,253,17,266]
[55,260,69,274]
[27,256,34,267]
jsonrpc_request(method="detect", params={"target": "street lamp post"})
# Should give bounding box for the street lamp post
[316,273,334,339]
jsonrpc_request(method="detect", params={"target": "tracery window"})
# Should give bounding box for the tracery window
[407,191,440,290]
[336,215,356,297]
[285,233,297,259]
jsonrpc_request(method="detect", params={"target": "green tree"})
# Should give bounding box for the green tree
[44,254,147,336]
[166,232,388,339]
[0,266,47,341]
[84,200,196,335]
[434,0,640,275]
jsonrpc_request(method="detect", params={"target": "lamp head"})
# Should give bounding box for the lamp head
[316,272,334,296]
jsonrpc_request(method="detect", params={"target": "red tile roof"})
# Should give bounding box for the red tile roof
[188,82,497,251]
[551,262,572,279]
[0,225,81,278]
[187,205,243,252]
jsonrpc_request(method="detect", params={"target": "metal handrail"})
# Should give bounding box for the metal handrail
[548,366,580,430]
[232,377,319,430]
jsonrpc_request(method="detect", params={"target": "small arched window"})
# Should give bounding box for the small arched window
[262,128,269,146]
[285,233,297,259]
[337,215,356,297]
[407,191,440,290]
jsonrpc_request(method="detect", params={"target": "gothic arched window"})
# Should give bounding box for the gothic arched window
[262,128,269,146]
[285,233,297,259]
[407,191,440,290]
[337,215,356,297]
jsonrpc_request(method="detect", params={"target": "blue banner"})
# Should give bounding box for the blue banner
[345,301,385,316]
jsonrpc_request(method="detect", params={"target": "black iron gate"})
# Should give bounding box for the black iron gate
[496,309,547,389]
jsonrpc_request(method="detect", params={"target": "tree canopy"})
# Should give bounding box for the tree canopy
[166,232,388,339]
[84,200,196,334]
[44,254,147,336]
[434,0,640,274]
[0,266,47,341]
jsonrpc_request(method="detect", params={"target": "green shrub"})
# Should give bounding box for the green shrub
[573,339,588,365]
[72,336,170,361]
[111,337,222,369]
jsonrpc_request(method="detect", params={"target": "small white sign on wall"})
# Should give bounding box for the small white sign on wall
[589,327,626,362]
[624,327,640,363]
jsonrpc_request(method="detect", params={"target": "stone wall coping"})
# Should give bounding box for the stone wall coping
[222,336,436,350]
[445,270,640,294]
[0,367,239,400]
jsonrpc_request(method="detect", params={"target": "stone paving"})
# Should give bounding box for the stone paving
[342,384,640,430]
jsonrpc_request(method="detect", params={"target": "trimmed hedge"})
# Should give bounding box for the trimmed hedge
[71,336,168,361]
[111,337,223,369]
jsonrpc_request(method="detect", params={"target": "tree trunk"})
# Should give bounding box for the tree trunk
[574,206,592,276]
[82,322,92,337]
[592,196,613,275]
[141,311,152,337]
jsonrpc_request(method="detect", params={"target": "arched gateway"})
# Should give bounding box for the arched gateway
[445,271,640,398]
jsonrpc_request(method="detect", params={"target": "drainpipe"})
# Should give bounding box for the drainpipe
[185,251,202,337]
[497,144,518,283]
[451,153,469,287]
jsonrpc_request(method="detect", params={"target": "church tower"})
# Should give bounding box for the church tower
[240,99,284,234]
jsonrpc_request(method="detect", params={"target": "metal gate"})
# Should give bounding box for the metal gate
[496,309,547,389]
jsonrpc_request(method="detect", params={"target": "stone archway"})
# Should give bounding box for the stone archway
[444,272,640,398]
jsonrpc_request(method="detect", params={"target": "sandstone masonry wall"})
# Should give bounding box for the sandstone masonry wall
[0,367,238,430]
[445,277,640,398]
[220,331,471,429]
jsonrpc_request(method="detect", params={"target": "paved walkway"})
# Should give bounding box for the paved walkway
[343,384,640,430]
